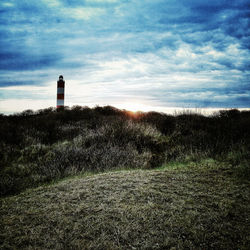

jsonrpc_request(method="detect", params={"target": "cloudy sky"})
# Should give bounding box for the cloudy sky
[0,0,249,114]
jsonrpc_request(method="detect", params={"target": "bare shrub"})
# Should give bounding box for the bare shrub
[37,120,158,181]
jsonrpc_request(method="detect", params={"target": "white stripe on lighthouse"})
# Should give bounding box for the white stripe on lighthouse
[57,87,64,94]
[57,99,64,106]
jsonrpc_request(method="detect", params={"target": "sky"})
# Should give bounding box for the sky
[0,0,249,114]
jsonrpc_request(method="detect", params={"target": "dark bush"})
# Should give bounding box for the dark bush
[0,106,249,196]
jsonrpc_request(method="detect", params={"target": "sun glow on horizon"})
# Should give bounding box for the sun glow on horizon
[115,102,156,113]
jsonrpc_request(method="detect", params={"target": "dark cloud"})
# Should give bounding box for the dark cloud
[0,52,61,71]
[236,96,250,106]
[0,80,36,88]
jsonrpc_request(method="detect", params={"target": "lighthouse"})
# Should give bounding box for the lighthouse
[57,75,65,108]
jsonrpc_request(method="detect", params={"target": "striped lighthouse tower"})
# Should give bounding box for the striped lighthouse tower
[57,75,65,108]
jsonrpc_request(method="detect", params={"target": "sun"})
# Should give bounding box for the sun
[114,102,154,113]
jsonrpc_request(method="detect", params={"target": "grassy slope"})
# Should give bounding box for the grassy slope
[1,161,249,250]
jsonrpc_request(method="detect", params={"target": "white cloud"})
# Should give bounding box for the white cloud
[0,99,55,114]
[43,0,61,7]
[0,85,51,92]
[85,0,119,3]
[1,2,14,7]
[62,7,106,20]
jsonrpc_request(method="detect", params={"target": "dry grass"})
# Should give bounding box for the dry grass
[1,161,249,249]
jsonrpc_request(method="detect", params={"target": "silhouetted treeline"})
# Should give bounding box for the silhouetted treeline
[0,106,249,196]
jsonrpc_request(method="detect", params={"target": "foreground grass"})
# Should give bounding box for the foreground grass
[1,161,249,249]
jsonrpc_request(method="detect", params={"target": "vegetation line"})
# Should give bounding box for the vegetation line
[1,106,249,196]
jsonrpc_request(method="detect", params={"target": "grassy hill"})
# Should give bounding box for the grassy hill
[1,160,249,249]
[0,106,250,249]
